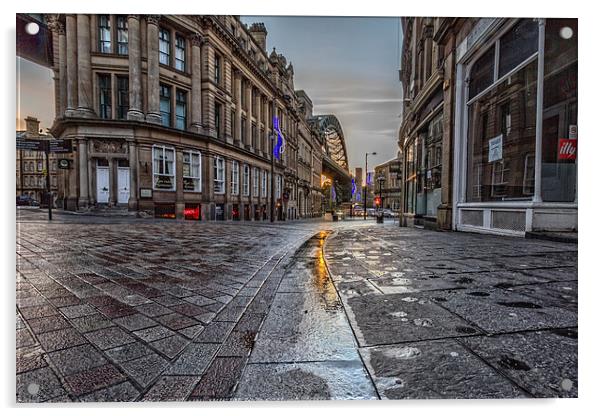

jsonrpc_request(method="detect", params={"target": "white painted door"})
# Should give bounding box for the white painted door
[96,167,110,203]
[117,168,130,204]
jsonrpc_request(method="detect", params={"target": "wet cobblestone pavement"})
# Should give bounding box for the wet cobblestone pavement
[16,209,577,401]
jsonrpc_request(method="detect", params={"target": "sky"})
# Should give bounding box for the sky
[16,16,403,174]
[241,16,403,173]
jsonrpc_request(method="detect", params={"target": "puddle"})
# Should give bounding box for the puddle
[497,301,542,309]
[498,355,531,371]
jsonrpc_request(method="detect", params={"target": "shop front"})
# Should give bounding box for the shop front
[453,18,577,235]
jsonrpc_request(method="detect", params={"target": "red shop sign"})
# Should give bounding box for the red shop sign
[558,138,577,161]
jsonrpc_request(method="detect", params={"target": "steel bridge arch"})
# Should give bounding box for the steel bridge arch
[309,114,349,171]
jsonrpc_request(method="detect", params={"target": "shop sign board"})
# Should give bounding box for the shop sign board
[488,134,503,162]
[558,138,577,160]
[140,188,152,198]
[58,158,70,169]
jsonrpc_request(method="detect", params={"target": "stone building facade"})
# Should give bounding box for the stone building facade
[45,14,326,220]
[398,17,578,235]
[374,157,402,213]
[16,117,59,204]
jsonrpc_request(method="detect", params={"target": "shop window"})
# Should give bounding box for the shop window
[252,167,259,197]
[466,59,538,202]
[183,150,201,192]
[184,204,201,220]
[154,204,176,219]
[498,19,538,78]
[152,145,175,190]
[541,18,577,202]
[213,156,225,194]
[261,170,267,197]
[232,204,240,220]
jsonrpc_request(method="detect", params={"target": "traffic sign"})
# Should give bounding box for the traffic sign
[16,138,44,151]
[49,139,73,153]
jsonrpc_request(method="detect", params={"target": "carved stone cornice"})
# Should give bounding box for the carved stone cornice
[127,14,140,21]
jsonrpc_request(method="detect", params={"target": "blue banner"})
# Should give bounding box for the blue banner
[273,116,283,160]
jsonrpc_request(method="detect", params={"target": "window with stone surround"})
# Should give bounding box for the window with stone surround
[183,150,201,192]
[175,35,186,71]
[116,16,128,55]
[252,167,259,197]
[214,156,225,194]
[153,145,175,191]
[116,75,129,120]
[242,164,250,196]
[98,74,112,119]
[231,160,239,195]
[175,89,187,130]
[159,28,171,66]
[160,84,171,127]
[98,15,111,53]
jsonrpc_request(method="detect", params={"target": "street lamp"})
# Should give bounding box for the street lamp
[364,152,376,220]
[377,175,386,224]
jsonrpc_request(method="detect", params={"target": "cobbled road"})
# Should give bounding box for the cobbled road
[16,209,577,401]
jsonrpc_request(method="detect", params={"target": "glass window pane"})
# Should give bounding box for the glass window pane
[468,47,495,100]
[498,19,539,78]
[541,18,578,202]
[466,60,538,202]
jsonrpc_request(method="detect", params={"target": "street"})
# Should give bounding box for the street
[16,210,577,401]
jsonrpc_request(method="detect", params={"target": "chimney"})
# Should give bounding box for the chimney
[249,22,267,52]
[24,116,40,136]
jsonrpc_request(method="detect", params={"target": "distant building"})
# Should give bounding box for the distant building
[16,116,59,204]
[374,157,402,212]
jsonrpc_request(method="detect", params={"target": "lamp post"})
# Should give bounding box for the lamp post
[377,175,385,224]
[364,152,376,220]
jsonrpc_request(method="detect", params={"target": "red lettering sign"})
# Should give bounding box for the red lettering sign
[558,138,577,161]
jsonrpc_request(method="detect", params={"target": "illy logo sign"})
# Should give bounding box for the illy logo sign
[558,138,577,160]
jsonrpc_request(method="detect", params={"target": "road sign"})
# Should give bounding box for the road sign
[16,138,45,151]
[49,139,73,153]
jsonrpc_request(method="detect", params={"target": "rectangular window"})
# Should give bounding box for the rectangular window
[241,118,246,143]
[213,156,225,194]
[466,60,538,202]
[153,145,175,190]
[242,164,250,196]
[276,175,282,199]
[214,54,221,84]
[116,75,129,120]
[175,89,187,130]
[160,84,171,127]
[183,150,201,192]
[468,46,495,100]
[231,160,239,195]
[261,170,267,197]
[98,74,112,119]
[252,167,259,197]
[98,15,111,53]
[116,16,128,55]
[498,19,538,78]
[175,35,186,71]
[214,102,222,138]
[159,28,170,66]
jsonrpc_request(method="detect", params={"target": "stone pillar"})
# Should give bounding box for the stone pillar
[202,41,216,137]
[128,140,138,210]
[77,139,89,208]
[108,158,116,205]
[189,33,203,133]
[127,15,144,121]
[263,97,270,155]
[76,14,94,117]
[65,14,78,117]
[254,91,261,153]
[145,15,162,124]
[175,149,184,219]
[47,16,67,117]
[234,72,242,146]
[245,83,252,149]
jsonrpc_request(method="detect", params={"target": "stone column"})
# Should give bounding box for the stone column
[189,33,203,133]
[128,140,138,210]
[145,15,161,124]
[254,91,261,153]
[245,83,252,149]
[127,15,144,121]
[234,71,242,146]
[47,16,67,117]
[108,158,117,205]
[76,14,94,117]
[263,97,270,155]
[65,14,78,117]
[201,41,216,137]
[77,139,89,208]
